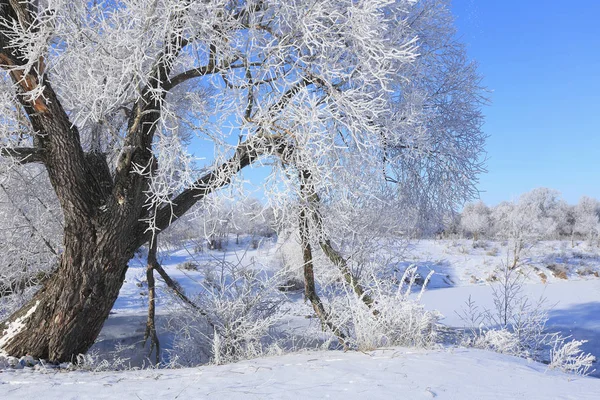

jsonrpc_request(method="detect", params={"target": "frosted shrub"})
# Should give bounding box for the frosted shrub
[168,260,285,366]
[549,338,595,376]
[459,297,557,361]
[459,262,595,374]
[330,266,440,351]
[473,329,521,355]
[68,347,135,372]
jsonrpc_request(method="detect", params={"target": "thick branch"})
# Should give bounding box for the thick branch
[146,240,214,328]
[164,64,219,91]
[152,257,205,313]
[268,77,311,114]
[144,237,160,364]
[319,239,377,313]
[1,4,100,221]
[136,77,307,247]
[141,136,285,247]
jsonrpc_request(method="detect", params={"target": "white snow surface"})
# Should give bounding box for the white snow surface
[1,347,599,399]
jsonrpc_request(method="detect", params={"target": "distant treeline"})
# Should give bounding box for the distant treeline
[450,188,599,243]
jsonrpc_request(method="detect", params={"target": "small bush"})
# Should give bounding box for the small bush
[459,262,595,375]
[486,247,499,257]
[277,277,304,292]
[329,266,440,351]
[549,338,596,375]
[178,261,199,271]
[64,346,136,372]
[576,267,599,277]
[472,240,489,249]
[473,329,521,355]
[546,264,568,280]
[168,260,285,366]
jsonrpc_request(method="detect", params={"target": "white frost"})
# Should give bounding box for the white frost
[0,301,40,356]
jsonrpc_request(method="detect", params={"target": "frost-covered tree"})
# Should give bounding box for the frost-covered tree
[230,197,275,242]
[515,188,564,240]
[0,0,485,361]
[573,196,600,245]
[461,201,490,241]
[489,188,565,241]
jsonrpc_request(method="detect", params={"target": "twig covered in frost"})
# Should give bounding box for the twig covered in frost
[549,338,596,376]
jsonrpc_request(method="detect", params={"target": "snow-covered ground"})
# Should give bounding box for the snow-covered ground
[2,238,600,398]
[1,347,599,399]
[404,240,600,375]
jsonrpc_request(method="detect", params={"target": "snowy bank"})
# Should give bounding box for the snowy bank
[1,347,598,399]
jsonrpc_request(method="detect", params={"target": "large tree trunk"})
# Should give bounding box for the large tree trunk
[0,136,269,362]
[0,219,137,361]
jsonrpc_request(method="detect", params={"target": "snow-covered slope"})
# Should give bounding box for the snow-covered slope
[1,347,598,399]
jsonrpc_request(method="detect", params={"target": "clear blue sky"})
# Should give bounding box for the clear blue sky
[451,0,600,205]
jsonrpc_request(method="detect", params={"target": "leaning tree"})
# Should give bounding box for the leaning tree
[0,0,485,361]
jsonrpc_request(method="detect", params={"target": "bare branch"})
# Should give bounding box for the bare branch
[163,60,252,91]
[0,147,44,164]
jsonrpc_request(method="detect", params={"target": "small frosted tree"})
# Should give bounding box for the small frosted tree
[573,196,600,245]
[515,188,564,240]
[0,0,485,361]
[461,201,490,241]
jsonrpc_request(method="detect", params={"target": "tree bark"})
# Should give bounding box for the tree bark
[299,207,347,347]
[299,169,376,313]
[144,237,160,365]
[0,224,135,361]
[298,173,347,347]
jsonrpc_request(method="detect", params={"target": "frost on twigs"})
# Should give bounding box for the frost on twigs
[458,262,553,360]
[458,260,595,375]
[0,0,485,258]
[549,338,596,376]
[326,264,440,351]
[0,164,61,320]
[0,0,485,362]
